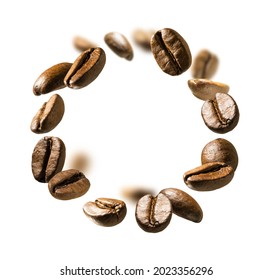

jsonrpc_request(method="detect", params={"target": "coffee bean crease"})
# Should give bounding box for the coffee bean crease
[52,172,85,192]
[154,32,181,75]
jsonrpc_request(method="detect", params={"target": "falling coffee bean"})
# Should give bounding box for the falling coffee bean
[33,62,72,96]
[160,188,203,223]
[187,78,230,101]
[150,28,192,76]
[183,162,234,191]
[191,49,218,79]
[201,92,239,134]
[64,47,106,89]
[135,193,172,233]
[132,28,155,51]
[30,94,65,134]
[201,138,239,171]
[48,169,90,200]
[68,151,91,174]
[31,136,66,183]
[121,186,155,203]
[104,32,134,60]
[83,198,127,227]
[73,36,97,52]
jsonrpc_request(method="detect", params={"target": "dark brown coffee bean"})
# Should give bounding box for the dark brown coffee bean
[48,169,90,200]
[30,94,65,134]
[132,28,155,51]
[191,49,218,79]
[160,188,203,223]
[104,32,134,60]
[135,193,172,233]
[31,136,66,183]
[150,28,192,76]
[73,36,97,52]
[83,198,127,227]
[183,162,234,191]
[64,47,106,89]
[33,62,72,96]
[188,78,229,101]
[201,138,239,171]
[201,92,239,133]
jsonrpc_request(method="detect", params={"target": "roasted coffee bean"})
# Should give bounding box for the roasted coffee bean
[201,92,239,133]
[73,36,97,52]
[83,198,127,227]
[30,94,65,134]
[64,47,106,89]
[121,186,154,203]
[31,136,66,183]
[135,193,172,233]
[104,32,133,60]
[160,188,203,223]
[191,49,218,79]
[48,169,90,200]
[150,28,192,76]
[33,62,72,95]
[69,151,91,173]
[183,162,234,191]
[188,78,230,101]
[132,28,155,51]
[201,138,239,171]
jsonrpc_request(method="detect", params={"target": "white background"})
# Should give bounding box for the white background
[1,0,271,279]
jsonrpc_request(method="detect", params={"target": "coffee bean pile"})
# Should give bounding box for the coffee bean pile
[30,28,239,233]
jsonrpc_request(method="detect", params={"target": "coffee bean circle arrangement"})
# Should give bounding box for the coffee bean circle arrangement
[30,28,239,233]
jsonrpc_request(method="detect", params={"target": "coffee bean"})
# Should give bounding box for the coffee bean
[83,198,127,227]
[132,28,155,51]
[188,78,230,101]
[150,28,192,76]
[33,62,72,96]
[48,169,90,200]
[30,94,65,134]
[191,49,218,79]
[160,188,203,223]
[183,162,234,191]
[68,151,91,174]
[104,32,134,60]
[201,138,238,171]
[121,186,155,203]
[135,193,172,233]
[73,36,97,52]
[64,47,106,89]
[31,136,66,183]
[201,92,239,133]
